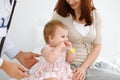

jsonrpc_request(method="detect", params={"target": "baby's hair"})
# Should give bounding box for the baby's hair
[43,19,67,44]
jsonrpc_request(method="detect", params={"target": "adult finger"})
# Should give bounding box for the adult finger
[77,71,82,79]
[18,69,29,78]
[32,53,41,57]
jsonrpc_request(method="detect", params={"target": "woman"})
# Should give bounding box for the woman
[52,0,120,80]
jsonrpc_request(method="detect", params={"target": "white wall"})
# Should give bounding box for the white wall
[94,0,120,62]
[8,0,120,62]
[8,0,57,51]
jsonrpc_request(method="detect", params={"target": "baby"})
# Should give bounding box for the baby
[28,20,75,80]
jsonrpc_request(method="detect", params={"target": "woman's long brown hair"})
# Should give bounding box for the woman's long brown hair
[54,0,96,26]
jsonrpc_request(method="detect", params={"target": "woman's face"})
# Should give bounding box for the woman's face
[66,0,81,10]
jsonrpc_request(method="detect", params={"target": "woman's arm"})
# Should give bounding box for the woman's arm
[73,44,101,80]
[73,10,103,80]
[80,44,101,70]
[80,10,102,70]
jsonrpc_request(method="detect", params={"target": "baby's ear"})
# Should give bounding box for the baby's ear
[48,35,53,42]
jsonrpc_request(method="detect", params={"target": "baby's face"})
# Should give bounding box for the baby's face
[50,26,68,46]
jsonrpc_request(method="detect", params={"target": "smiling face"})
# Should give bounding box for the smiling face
[66,0,81,10]
[49,26,68,47]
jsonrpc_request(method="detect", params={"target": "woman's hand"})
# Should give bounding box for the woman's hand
[73,67,86,80]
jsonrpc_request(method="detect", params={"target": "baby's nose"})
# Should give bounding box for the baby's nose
[65,38,68,41]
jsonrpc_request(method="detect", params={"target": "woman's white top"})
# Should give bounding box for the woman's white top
[73,21,90,37]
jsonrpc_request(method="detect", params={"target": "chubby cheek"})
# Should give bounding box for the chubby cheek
[55,39,64,45]
[57,38,63,43]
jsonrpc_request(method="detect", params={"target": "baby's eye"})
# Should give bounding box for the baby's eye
[62,36,65,38]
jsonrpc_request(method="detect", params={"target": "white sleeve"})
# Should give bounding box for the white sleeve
[2,37,20,59]
[0,58,3,67]
[0,0,20,59]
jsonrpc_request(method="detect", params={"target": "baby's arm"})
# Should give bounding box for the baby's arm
[41,43,65,64]
[66,49,75,63]
[64,41,75,63]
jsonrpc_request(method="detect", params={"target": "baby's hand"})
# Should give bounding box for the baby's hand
[64,41,72,49]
